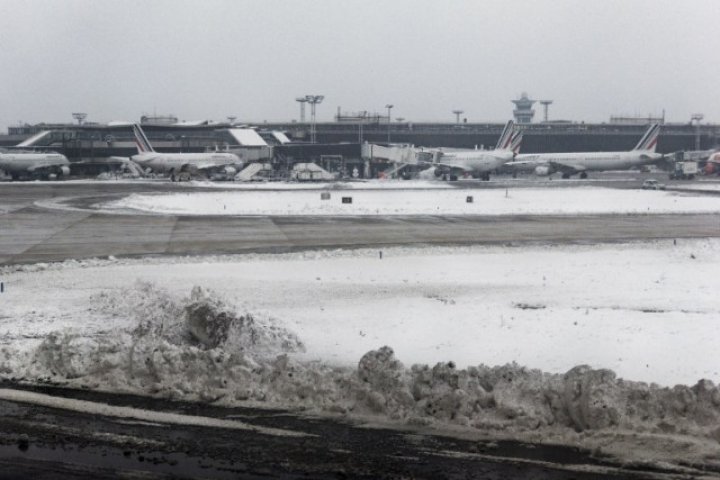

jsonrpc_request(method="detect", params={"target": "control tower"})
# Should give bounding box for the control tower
[512,92,536,123]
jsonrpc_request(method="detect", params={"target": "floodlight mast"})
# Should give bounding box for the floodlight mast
[385,104,394,142]
[305,95,324,143]
[540,100,553,122]
[691,113,704,150]
[452,109,464,124]
[72,112,87,125]
[295,97,308,123]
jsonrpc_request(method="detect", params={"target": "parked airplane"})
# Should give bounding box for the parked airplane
[705,151,720,175]
[0,150,70,180]
[418,120,521,180]
[507,124,662,179]
[129,124,242,181]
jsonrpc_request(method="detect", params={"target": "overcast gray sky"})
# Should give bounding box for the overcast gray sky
[0,0,717,130]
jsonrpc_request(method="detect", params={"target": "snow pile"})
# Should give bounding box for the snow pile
[6,283,720,450]
[20,283,304,399]
[352,349,720,440]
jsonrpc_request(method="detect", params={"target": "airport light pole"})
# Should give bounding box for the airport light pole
[691,113,704,150]
[295,97,308,123]
[452,109,464,124]
[305,95,324,143]
[358,111,368,143]
[72,112,87,125]
[385,104,394,143]
[539,100,553,122]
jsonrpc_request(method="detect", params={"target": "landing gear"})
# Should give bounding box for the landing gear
[481,172,490,181]
[579,172,588,179]
[561,173,571,179]
[170,170,191,182]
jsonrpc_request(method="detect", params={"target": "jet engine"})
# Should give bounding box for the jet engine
[534,165,552,176]
[59,165,70,176]
[223,166,238,176]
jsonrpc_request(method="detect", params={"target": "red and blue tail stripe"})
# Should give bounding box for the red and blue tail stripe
[633,124,660,152]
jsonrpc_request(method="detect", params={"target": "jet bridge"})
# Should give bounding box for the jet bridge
[361,143,418,164]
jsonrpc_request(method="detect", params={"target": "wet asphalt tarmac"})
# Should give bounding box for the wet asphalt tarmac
[0,382,711,480]
[1,177,719,266]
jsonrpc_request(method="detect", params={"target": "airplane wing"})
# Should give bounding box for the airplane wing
[26,161,67,172]
[505,159,540,168]
[416,160,473,173]
[194,161,239,171]
[506,159,583,174]
[547,161,584,174]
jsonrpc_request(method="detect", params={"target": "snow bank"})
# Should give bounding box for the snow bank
[103,187,720,216]
[2,283,719,449]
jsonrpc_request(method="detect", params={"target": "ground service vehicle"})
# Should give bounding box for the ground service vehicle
[642,179,666,190]
[669,161,698,180]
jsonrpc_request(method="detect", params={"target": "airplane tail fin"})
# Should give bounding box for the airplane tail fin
[132,124,155,154]
[510,130,523,155]
[633,124,660,152]
[494,120,515,151]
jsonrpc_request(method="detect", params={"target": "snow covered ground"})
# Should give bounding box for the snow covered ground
[676,182,720,192]
[103,187,720,216]
[1,240,718,386]
[2,240,720,464]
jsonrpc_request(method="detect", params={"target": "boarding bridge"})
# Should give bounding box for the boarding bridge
[361,144,418,164]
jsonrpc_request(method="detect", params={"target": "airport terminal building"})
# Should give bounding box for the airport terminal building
[2,117,718,178]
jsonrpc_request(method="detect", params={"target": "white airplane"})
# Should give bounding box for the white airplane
[0,150,70,180]
[508,124,662,179]
[418,120,521,181]
[129,124,242,181]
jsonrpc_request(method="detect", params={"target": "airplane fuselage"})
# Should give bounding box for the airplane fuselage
[436,151,514,174]
[516,150,661,175]
[0,153,70,176]
[131,152,241,174]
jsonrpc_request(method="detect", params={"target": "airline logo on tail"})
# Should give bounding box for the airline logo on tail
[633,124,660,152]
[494,120,516,151]
[132,124,155,154]
[510,130,523,155]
